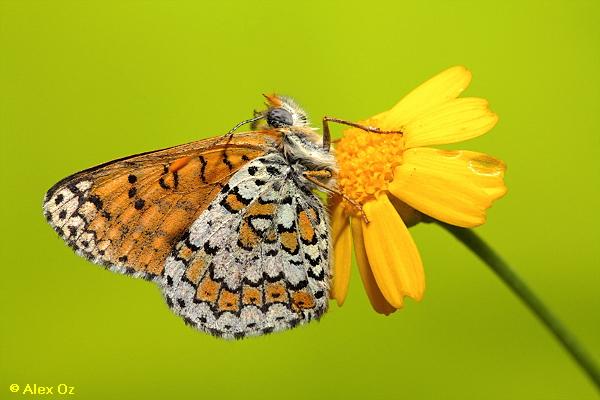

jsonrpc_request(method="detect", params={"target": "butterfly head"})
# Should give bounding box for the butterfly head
[262,94,309,128]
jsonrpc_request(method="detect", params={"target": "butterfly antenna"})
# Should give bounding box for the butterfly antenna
[226,115,264,135]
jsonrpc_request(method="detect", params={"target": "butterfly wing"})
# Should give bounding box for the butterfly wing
[160,153,331,339]
[43,132,282,279]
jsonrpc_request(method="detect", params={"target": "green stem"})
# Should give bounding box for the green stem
[439,222,600,391]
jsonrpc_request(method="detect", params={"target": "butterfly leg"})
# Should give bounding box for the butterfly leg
[302,170,369,223]
[322,116,403,151]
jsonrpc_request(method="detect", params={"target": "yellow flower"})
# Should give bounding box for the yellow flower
[330,66,507,314]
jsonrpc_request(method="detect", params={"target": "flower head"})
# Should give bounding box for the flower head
[330,66,507,314]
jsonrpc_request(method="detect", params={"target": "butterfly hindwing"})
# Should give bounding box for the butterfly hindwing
[160,153,331,338]
[43,132,282,279]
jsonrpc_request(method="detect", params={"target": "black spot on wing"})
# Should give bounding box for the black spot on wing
[159,177,170,190]
[305,253,321,267]
[199,155,208,183]
[88,195,103,210]
[68,226,77,237]
[203,241,219,256]
[134,199,145,210]
[288,280,309,290]
[222,153,234,170]
[277,221,296,234]
[266,166,280,176]
[307,267,325,280]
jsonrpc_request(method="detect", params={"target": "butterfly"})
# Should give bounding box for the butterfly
[43,94,391,339]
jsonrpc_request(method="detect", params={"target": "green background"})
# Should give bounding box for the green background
[1,1,598,399]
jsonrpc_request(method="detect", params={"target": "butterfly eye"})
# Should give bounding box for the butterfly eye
[266,107,294,128]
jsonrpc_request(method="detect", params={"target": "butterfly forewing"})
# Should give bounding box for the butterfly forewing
[43,132,282,278]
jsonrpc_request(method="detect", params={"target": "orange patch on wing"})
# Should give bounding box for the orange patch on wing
[291,290,315,311]
[136,249,155,268]
[224,193,247,212]
[151,236,166,251]
[116,207,138,226]
[238,220,259,250]
[106,224,122,241]
[138,205,161,228]
[177,245,194,263]
[280,232,298,253]
[306,207,317,221]
[185,259,206,284]
[118,237,137,256]
[218,290,240,312]
[104,191,131,215]
[196,276,221,302]
[93,175,131,198]
[87,215,107,235]
[161,208,192,236]
[245,202,276,216]
[242,286,262,306]
[298,211,315,242]
[145,257,164,275]
[176,162,204,187]
[222,153,247,167]
[130,229,143,241]
[266,282,289,303]
[169,156,192,172]
[266,229,277,243]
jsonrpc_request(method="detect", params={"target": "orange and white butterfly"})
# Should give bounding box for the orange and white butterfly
[44,94,364,339]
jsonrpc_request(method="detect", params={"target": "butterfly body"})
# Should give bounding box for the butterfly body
[44,95,337,339]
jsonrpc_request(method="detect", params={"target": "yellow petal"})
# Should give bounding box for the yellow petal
[403,97,498,148]
[329,200,352,306]
[372,66,472,130]
[350,216,396,315]
[388,196,422,228]
[389,148,507,228]
[361,194,425,307]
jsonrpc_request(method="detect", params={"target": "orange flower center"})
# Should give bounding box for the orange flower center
[335,126,405,205]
